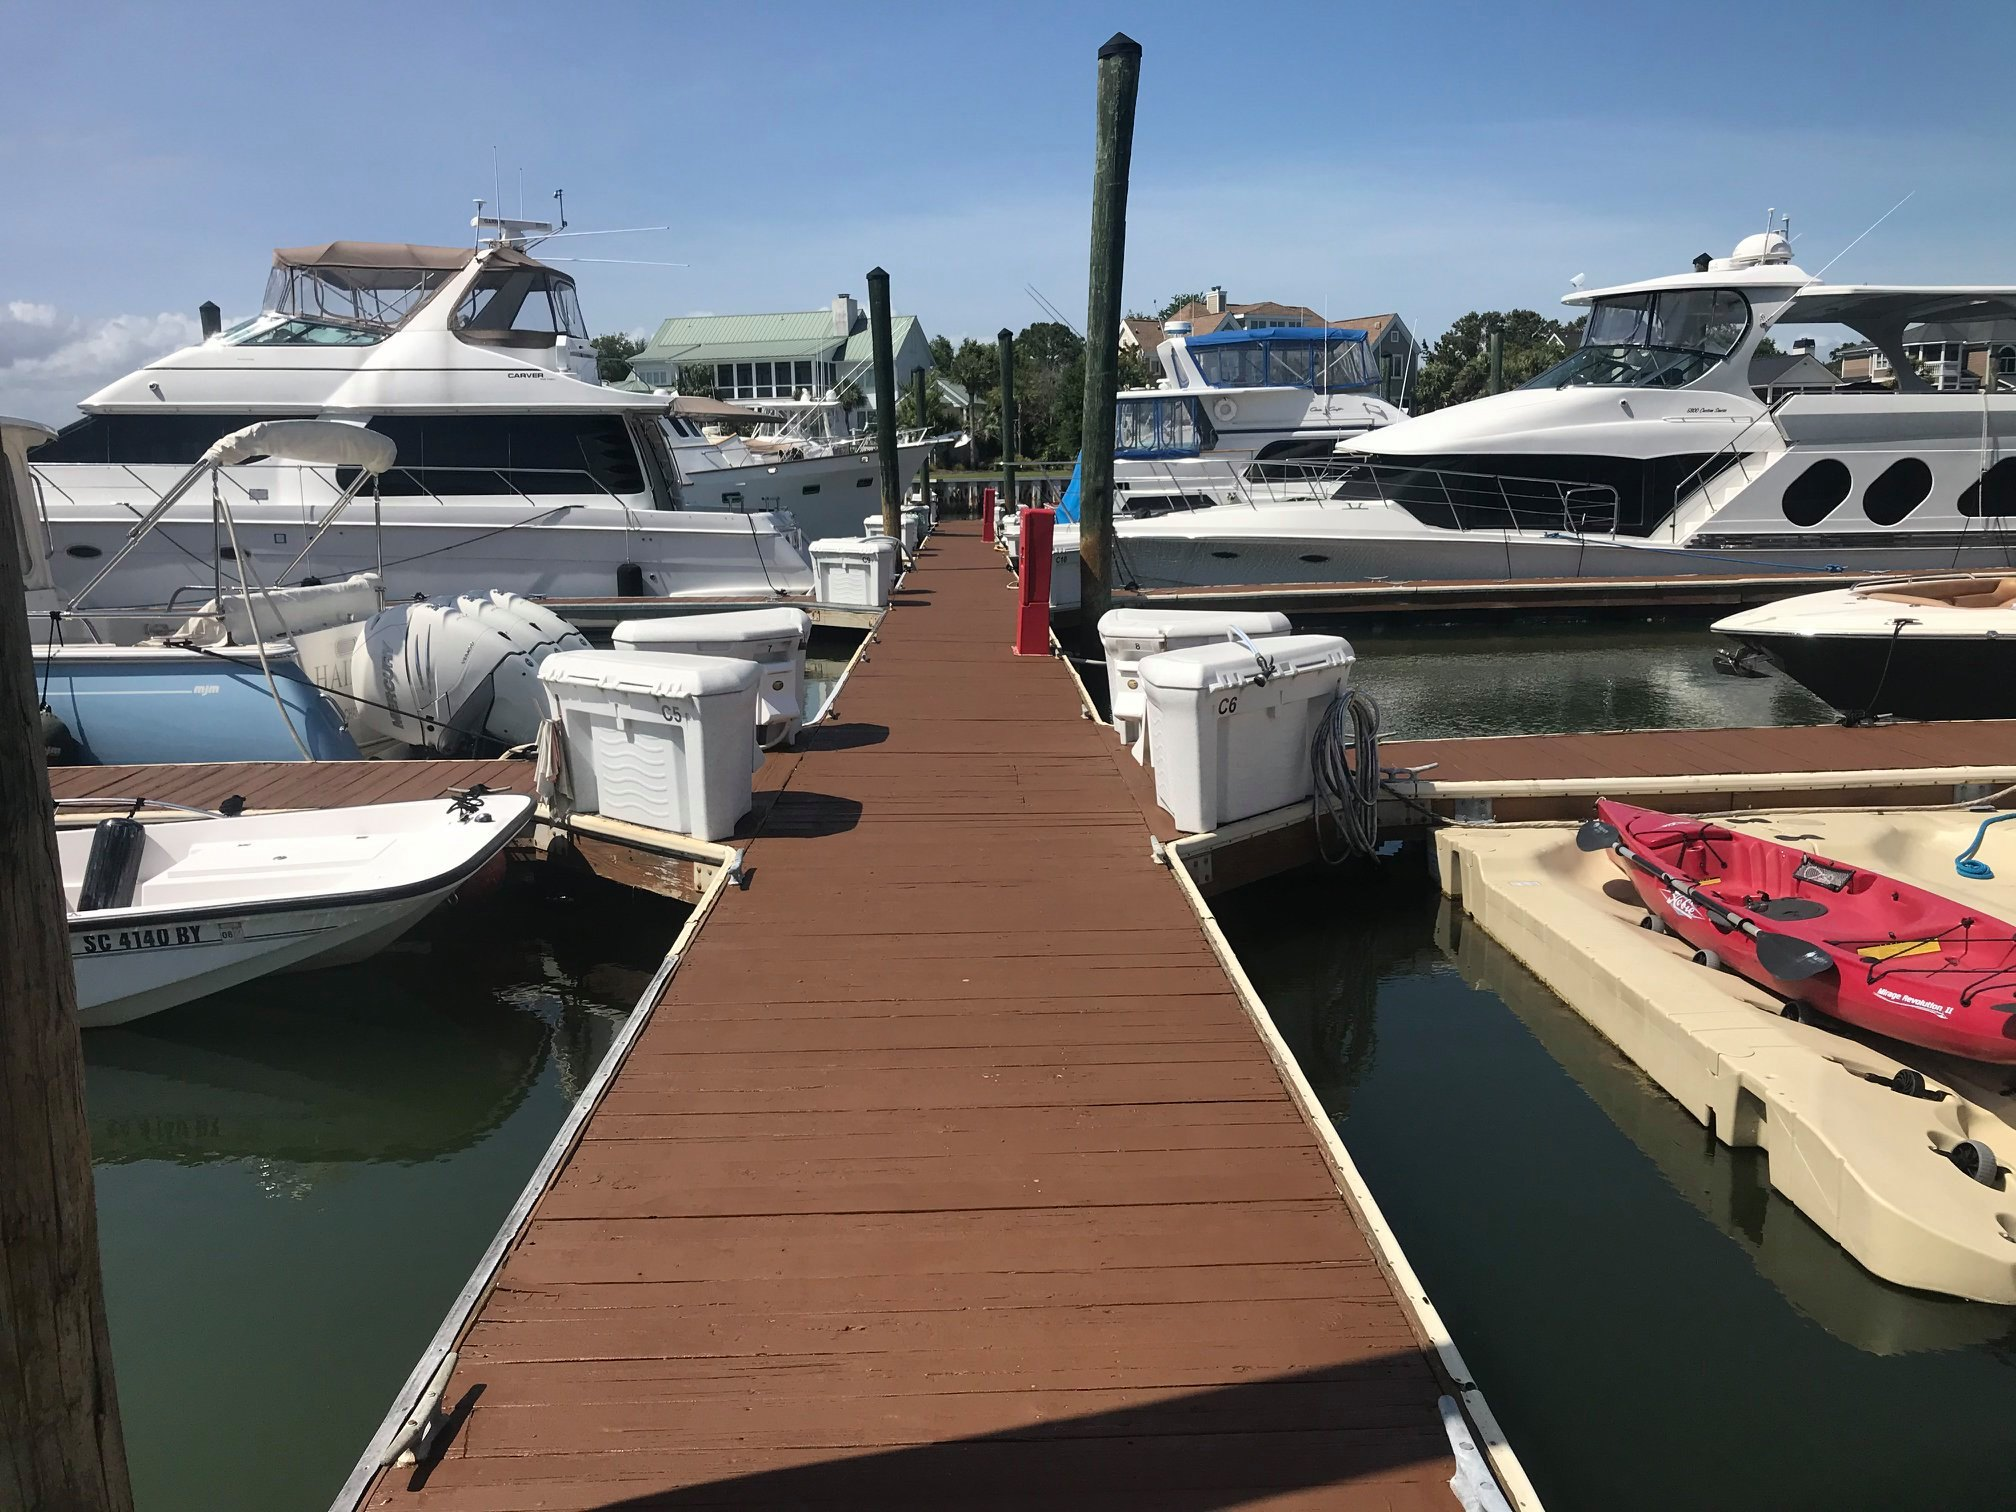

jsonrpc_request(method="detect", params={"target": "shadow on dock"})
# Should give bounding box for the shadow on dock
[408,1355,1454,1509]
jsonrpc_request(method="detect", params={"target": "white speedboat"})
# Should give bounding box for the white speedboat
[30,222,812,634]
[26,418,583,764]
[1714,572,2016,720]
[1106,221,2016,589]
[63,790,532,1027]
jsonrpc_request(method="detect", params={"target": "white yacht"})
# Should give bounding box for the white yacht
[31,231,813,635]
[1105,225,2016,588]
[1111,324,1405,517]
[662,394,939,541]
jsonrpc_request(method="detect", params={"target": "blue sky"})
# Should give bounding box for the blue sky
[5,0,2015,419]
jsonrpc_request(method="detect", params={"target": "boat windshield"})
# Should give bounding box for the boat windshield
[1526,289,1751,389]
[1115,395,1217,457]
[259,262,459,338]
[1190,333,1378,391]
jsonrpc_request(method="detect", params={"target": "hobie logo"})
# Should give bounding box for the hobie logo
[1875,987,1954,1019]
[1664,890,1701,921]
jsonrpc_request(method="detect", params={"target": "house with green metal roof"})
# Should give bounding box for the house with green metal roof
[627,294,937,429]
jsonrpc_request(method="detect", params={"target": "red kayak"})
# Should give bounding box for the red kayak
[1585,799,2016,1064]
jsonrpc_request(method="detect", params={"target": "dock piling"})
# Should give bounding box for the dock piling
[1077,31,1141,626]
[998,327,1017,519]
[911,366,931,513]
[867,267,902,541]
[0,453,134,1508]
[1487,329,1505,395]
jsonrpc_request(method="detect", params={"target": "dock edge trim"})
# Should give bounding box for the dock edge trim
[325,837,744,1512]
[1164,829,1546,1512]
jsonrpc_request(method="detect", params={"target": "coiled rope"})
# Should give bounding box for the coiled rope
[1955,811,2016,880]
[1312,687,1383,863]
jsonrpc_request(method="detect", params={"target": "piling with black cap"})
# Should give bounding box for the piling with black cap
[867,268,901,540]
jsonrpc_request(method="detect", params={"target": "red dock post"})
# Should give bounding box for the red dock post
[1013,507,1054,656]
[981,485,997,543]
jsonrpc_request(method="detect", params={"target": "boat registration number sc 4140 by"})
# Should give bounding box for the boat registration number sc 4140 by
[75,920,245,955]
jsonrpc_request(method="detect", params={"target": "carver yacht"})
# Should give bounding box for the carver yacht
[1112,324,1404,516]
[30,229,813,637]
[1106,224,2016,588]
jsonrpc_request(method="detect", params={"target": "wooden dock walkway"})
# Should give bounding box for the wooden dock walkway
[348,523,1483,1510]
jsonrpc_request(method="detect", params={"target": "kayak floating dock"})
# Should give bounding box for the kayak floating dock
[1439,810,2016,1304]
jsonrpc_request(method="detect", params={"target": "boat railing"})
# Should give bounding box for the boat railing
[1668,407,1787,531]
[1319,460,1622,537]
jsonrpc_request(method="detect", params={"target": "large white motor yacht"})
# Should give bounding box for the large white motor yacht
[31,231,813,634]
[1111,324,1405,517]
[1106,225,2016,588]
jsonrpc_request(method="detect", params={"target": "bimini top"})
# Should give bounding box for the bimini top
[273,241,520,273]
[1184,326,1366,347]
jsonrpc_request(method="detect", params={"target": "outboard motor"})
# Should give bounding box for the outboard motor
[345,591,588,757]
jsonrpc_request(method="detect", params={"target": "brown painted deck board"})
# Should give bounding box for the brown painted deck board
[358,524,1464,1510]
[46,757,534,812]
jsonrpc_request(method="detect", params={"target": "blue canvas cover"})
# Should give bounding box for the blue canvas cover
[1055,456,1083,524]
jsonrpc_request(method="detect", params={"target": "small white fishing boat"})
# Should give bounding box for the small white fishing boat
[63,790,532,1027]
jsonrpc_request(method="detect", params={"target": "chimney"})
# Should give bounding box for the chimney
[198,300,221,339]
[1205,285,1226,315]
[1792,336,1816,355]
[831,293,859,336]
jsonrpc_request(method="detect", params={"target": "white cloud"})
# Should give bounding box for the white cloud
[0,306,202,424]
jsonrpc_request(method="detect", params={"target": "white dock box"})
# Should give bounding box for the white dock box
[811,537,897,608]
[538,649,759,841]
[1140,634,1355,834]
[614,607,812,749]
[1097,608,1291,755]
[902,503,929,549]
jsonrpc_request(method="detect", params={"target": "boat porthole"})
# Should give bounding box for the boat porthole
[1210,550,1239,560]
[1862,457,1932,526]
[1781,459,1851,526]
[63,543,103,559]
[218,546,238,560]
[1298,553,1330,564]
[801,484,820,494]
[856,477,874,487]
[1959,456,2016,517]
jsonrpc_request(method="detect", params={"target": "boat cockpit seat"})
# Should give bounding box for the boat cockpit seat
[1954,578,2016,609]
[76,817,147,912]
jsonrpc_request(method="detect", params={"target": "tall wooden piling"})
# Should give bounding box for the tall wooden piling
[1077,32,1141,626]
[997,328,1017,517]
[867,267,902,539]
[1487,329,1505,395]
[0,444,133,1510]
[911,366,931,513]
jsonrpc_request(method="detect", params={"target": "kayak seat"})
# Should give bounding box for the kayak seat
[76,817,147,912]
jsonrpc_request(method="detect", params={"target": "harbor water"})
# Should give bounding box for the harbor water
[83,624,1854,1509]
[1211,620,2013,1510]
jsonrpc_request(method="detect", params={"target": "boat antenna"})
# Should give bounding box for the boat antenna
[553,188,567,232]
[1811,191,1915,279]
[1024,283,1082,338]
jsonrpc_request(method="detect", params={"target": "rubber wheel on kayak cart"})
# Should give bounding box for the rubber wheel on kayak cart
[1781,1003,1806,1023]
[1890,1068,1928,1098]
[1639,915,1668,934]
[1950,1138,2000,1186]
[1691,948,1722,970]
